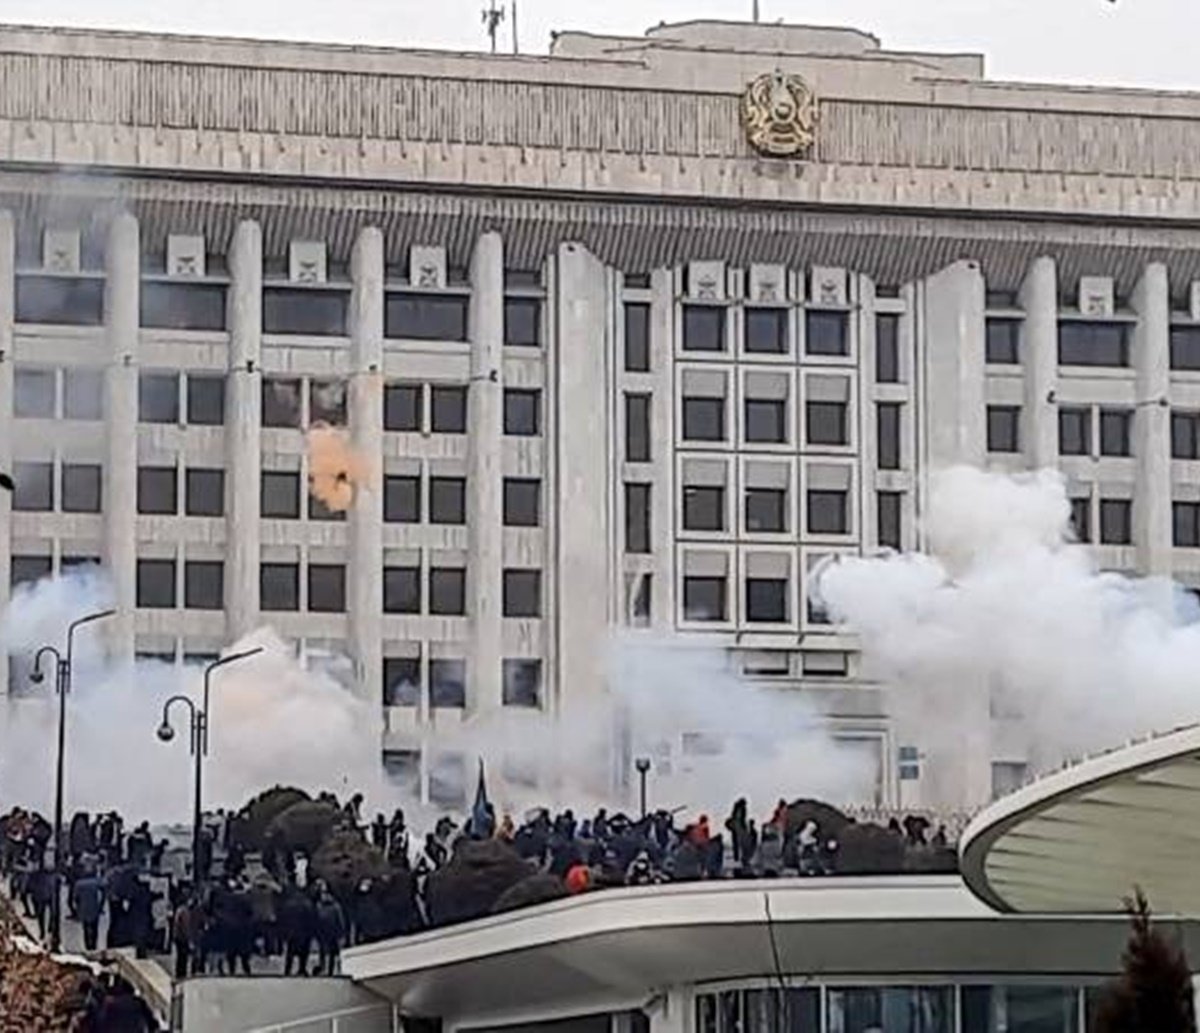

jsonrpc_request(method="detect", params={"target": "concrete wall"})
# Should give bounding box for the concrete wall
[175,976,392,1033]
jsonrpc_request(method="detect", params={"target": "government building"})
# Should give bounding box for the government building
[1,17,1199,812]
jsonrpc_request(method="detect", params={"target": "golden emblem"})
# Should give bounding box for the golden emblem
[741,71,817,158]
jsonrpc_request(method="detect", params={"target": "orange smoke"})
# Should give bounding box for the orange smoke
[307,424,371,512]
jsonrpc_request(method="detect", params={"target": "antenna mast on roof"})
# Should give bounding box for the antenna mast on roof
[512,0,519,54]
[482,0,506,54]
[752,0,761,21]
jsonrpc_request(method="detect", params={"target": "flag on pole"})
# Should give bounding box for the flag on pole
[470,758,494,838]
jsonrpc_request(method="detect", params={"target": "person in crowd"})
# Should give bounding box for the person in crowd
[172,896,198,980]
[314,881,347,975]
[725,799,749,865]
[29,863,57,941]
[279,882,317,977]
[370,813,388,850]
[72,866,106,951]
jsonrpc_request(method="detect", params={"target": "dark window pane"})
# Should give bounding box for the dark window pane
[1175,502,1200,548]
[1070,497,1092,543]
[1100,409,1132,457]
[260,563,300,611]
[308,491,346,522]
[625,483,651,553]
[1059,407,1091,456]
[14,369,55,418]
[12,462,53,511]
[384,567,421,614]
[684,576,726,621]
[808,490,848,534]
[430,385,467,433]
[139,373,179,424]
[806,310,848,356]
[185,469,224,517]
[626,394,652,459]
[745,399,787,443]
[308,564,346,613]
[504,389,540,436]
[15,275,103,326]
[384,384,422,431]
[384,475,421,523]
[503,569,542,618]
[385,293,468,342]
[504,297,541,347]
[683,306,725,352]
[61,464,101,514]
[429,477,466,524]
[383,657,421,707]
[986,318,1021,364]
[632,574,652,626]
[1173,412,1200,460]
[1171,325,1200,370]
[140,282,227,331]
[137,466,177,515]
[63,369,104,421]
[263,287,348,336]
[61,555,100,572]
[309,379,347,426]
[987,405,1021,453]
[1100,499,1132,545]
[745,308,788,354]
[430,567,466,616]
[876,313,900,381]
[11,555,52,588]
[503,478,540,527]
[877,402,901,469]
[430,660,466,708]
[746,579,788,622]
[136,559,176,609]
[261,471,301,519]
[878,491,901,549]
[187,374,225,425]
[1059,320,1129,367]
[262,378,302,428]
[624,302,651,371]
[746,488,786,532]
[683,397,724,442]
[503,659,542,707]
[683,486,725,532]
[807,401,847,446]
[184,561,224,610]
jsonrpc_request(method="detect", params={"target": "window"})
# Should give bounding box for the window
[878,491,901,549]
[682,397,724,442]
[138,373,179,424]
[1100,499,1132,545]
[1100,409,1132,457]
[136,559,176,609]
[137,467,177,515]
[876,313,900,381]
[1177,502,1200,547]
[624,302,651,371]
[683,486,725,532]
[626,393,652,459]
[802,400,843,446]
[803,651,848,676]
[1172,411,1200,459]
[308,491,346,522]
[429,567,466,616]
[1070,497,1092,543]
[986,318,1021,364]
[962,984,1079,1033]
[11,555,52,588]
[746,578,788,622]
[504,297,541,347]
[898,745,921,781]
[695,990,819,1033]
[384,475,421,523]
[309,380,347,426]
[385,293,468,341]
[826,987,953,1033]
[805,310,848,356]
[260,563,300,611]
[430,660,467,708]
[141,282,226,331]
[503,659,542,708]
[1059,320,1129,367]
[503,569,542,618]
[877,402,901,469]
[185,469,224,517]
[1170,326,1200,370]
[746,488,786,533]
[63,369,103,420]
[61,464,101,514]
[503,478,540,527]
[745,308,788,354]
[625,483,651,553]
[1058,407,1091,456]
[12,462,53,511]
[261,471,301,519]
[262,287,348,336]
[682,305,725,352]
[308,564,346,613]
[683,576,726,621]
[262,378,302,428]
[987,405,1021,453]
[808,489,848,534]
[384,384,422,431]
[430,385,467,433]
[383,657,421,707]
[184,561,224,610]
[61,555,100,573]
[429,477,466,524]
[15,275,104,326]
[384,567,421,614]
[745,398,787,444]
[14,369,55,418]
[503,389,540,436]
[186,374,225,425]
[632,574,652,626]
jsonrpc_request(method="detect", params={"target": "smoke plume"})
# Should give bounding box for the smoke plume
[307,424,371,513]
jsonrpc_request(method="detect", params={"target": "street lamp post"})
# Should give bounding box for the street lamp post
[157,647,263,886]
[30,607,116,952]
[635,757,651,821]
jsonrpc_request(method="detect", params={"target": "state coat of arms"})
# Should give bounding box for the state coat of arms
[741,71,818,158]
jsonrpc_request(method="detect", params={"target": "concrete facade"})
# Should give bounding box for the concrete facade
[4,19,1200,811]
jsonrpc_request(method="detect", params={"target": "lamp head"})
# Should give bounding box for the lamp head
[635,757,651,775]
[29,667,45,685]
[156,722,176,743]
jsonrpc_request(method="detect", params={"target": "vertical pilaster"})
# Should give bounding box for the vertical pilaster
[349,227,384,707]
[1019,256,1059,469]
[226,221,263,641]
[1133,262,1171,577]
[648,267,675,631]
[104,213,139,661]
[0,211,15,621]
[467,232,504,714]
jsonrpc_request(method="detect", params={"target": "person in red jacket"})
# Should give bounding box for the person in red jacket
[687,815,711,846]
[565,863,592,895]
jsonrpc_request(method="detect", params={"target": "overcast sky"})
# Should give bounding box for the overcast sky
[2,0,1198,91]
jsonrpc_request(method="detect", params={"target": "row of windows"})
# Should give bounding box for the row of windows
[675,306,850,357]
[681,575,838,625]
[986,318,1200,371]
[382,656,542,709]
[677,486,852,536]
[986,405,1133,456]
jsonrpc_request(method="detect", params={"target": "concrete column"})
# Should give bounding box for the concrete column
[1133,262,1171,577]
[0,212,14,618]
[104,213,139,661]
[225,221,263,641]
[648,267,675,632]
[1019,256,1059,470]
[348,227,384,707]
[467,232,504,714]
